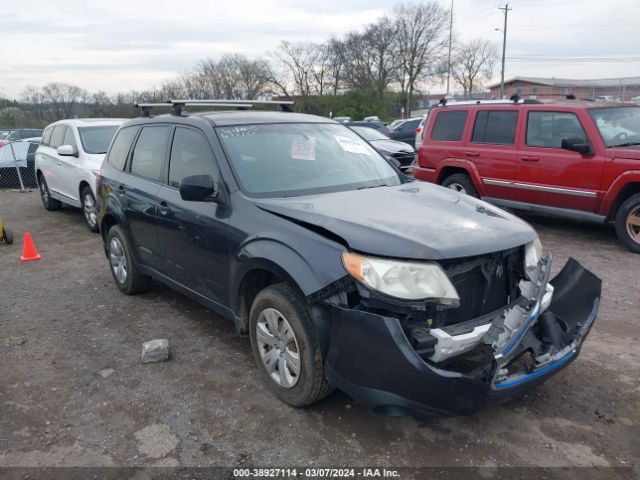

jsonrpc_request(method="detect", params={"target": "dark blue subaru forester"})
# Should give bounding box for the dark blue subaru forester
[97,100,601,417]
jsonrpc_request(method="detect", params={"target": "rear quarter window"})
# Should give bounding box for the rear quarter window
[431,111,468,141]
[106,126,139,171]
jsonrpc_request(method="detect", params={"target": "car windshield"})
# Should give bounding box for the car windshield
[351,126,388,141]
[78,126,119,154]
[388,120,405,130]
[217,123,401,198]
[589,107,640,147]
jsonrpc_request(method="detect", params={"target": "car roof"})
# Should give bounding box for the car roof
[431,100,637,111]
[124,110,337,127]
[49,118,127,127]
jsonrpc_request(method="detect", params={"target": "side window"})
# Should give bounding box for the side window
[63,127,77,150]
[42,127,53,146]
[49,125,67,149]
[169,127,218,188]
[526,111,587,148]
[107,126,138,171]
[472,110,518,145]
[129,126,170,182]
[431,111,468,141]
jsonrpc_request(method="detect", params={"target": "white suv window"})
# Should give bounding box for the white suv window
[49,125,67,149]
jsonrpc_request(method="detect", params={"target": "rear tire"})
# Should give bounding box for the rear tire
[2,227,13,245]
[106,225,152,294]
[614,193,640,253]
[81,186,100,233]
[249,283,333,407]
[441,173,478,198]
[38,175,62,211]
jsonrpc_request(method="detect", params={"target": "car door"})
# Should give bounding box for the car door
[40,124,68,199]
[516,109,604,212]
[121,125,171,271]
[56,126,82,204]
[155,126,230,304]
[466,109,519,200]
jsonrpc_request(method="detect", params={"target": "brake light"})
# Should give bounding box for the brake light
[416,127,422,133]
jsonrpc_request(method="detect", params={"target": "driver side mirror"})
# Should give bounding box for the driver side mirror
[179,174,218,202]
[561,137,593,155]
[57,144,77,157]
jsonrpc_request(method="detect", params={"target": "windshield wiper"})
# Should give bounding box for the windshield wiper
[357,183,390,190]
[612,142,640,148]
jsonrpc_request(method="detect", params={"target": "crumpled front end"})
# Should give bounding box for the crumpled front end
[320,256,601,416]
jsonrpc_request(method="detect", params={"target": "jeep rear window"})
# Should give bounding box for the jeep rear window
[431,111,468,141]
[472,110,518,145]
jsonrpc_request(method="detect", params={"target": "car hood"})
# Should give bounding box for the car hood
[610,145,640,160]
[255,182,537,260]
[370,139,414,154]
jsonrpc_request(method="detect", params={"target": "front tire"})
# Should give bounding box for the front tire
[615,193,640,253]
[38,175,62,211]
[249,283,332,407]
[441,173,478,198]
[106,225,152,294]
[81,186,99,232]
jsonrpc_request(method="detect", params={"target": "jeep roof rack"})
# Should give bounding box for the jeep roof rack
[436,97,542,107]
[135,99,295,117]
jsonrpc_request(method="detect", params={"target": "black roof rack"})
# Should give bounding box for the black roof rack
[134,99,295,117]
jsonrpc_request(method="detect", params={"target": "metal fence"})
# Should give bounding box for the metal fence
[0,140,38,190]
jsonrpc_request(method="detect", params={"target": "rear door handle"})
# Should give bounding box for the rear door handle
[117,184,126,192]
[521,155,539,162]
[464,151,480,157]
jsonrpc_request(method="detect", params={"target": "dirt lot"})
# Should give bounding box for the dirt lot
[0,190,638,476]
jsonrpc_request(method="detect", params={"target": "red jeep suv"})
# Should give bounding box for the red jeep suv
[414,99,640,252]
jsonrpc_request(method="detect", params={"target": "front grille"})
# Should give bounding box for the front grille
[440,247,524,325]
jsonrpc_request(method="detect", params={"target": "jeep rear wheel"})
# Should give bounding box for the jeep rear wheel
[615,193,640,253]
[441,173,478,198]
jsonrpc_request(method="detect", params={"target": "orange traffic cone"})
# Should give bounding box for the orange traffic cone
[20,232,41,262]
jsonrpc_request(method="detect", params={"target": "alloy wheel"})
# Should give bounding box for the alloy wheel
[109,237,128,284]
[626,206,640,245]
[256,308,301,389]
[83,193,98,228]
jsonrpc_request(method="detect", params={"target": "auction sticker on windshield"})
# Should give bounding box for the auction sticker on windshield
[334,135,368,155]
[291,136,316,160]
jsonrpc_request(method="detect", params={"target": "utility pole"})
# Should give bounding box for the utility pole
[498,3,511,99]
[446,0,454,96]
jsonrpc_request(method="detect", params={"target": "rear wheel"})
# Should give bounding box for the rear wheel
[2,227,13,244]
[441,173,478,198]
[38,175,62,211]
[106,225,152,294]
[81,186,99,232]
[615,193,640,253]
[249,283,333,407]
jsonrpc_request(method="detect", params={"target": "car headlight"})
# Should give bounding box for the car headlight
[525,238,543,270]
[342,252,460,306]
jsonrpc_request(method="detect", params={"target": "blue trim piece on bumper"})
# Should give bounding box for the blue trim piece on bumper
[494,349,577,390]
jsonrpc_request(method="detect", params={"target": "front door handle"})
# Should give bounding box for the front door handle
[521,155,539,162]
[56,162,62,166]
[159,201,169,216]
[465,151,480,157]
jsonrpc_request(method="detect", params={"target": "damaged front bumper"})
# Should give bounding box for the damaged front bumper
[324,257,601,416]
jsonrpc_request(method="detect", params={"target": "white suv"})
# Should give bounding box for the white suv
[35,119,125,231]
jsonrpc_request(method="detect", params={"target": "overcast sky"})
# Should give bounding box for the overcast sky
[1,0,638,99]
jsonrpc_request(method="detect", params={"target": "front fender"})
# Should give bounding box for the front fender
[598,169,640,218]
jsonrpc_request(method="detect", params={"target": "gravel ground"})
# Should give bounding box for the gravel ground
[0,190,638,477]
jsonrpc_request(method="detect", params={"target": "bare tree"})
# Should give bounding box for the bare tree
[450,39,498,97]
[392,1,449,115]
[20,86,47,121]
[272,40,332,97]
[42,82,86,119]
